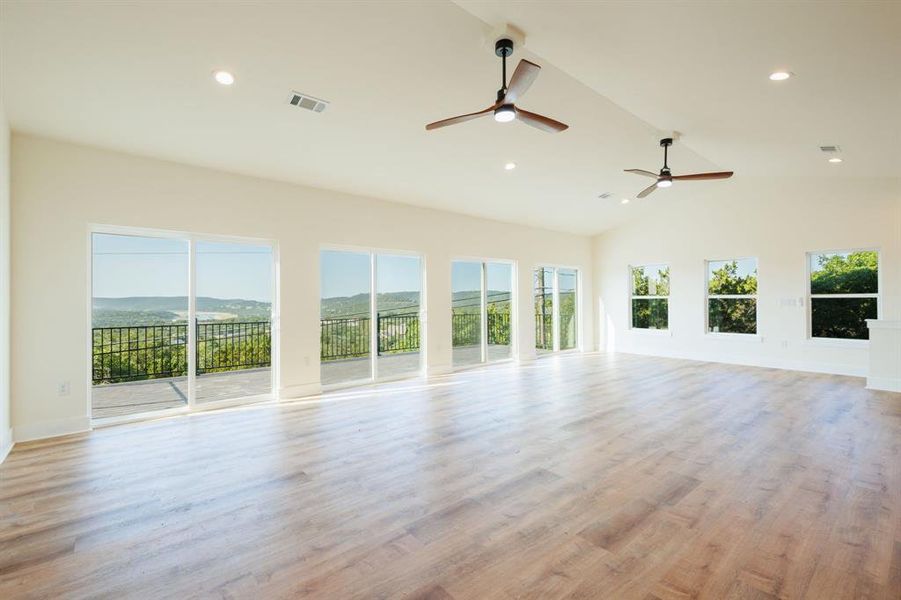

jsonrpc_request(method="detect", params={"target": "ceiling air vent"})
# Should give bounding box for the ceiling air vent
[819,145,841,153]
[598,192,613,199]
[287,91,329,113]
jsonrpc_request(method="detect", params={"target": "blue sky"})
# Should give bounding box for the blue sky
[707,257,757,279]
[92,234,272,302]
[320,251,422,298]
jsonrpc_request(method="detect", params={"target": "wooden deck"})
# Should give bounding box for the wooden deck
[93,347,512,418]
[91,368,272,419]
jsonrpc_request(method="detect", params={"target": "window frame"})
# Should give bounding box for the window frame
[806,247,880,344]
[450,257,518,370]
[533,265,581,354]
[704,256,759,337]
[628,263,670,332]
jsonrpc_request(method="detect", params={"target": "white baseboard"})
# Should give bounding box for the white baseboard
[0,427,12,463]
[13,416,91,443]
[611,345,866,378]
[280,381,322,399]
[866,376,901,393]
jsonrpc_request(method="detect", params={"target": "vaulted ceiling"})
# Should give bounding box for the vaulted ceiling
[2,1,898,235]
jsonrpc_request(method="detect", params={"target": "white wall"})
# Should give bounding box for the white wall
[593,176,901,376]
[0,102,11,460]
[10,134,594,442]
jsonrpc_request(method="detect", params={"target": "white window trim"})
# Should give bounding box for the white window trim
[805,248,880,344]
[88,224,280,426]
[628,264,670,332]
[449,257,518,370]
[704,258,759,336]
[533,265,581,355]
[318,246,426,388]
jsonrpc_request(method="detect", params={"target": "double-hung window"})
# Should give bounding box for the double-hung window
[706,258,758,335]
[808,249,878,340]
[630,264,669,330]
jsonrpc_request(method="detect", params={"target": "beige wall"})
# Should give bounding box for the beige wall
[0,102,10,458]
[10,134,594,441]
[593,176,901,375]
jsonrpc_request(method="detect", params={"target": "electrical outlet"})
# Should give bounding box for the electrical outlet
[57,381,70,396]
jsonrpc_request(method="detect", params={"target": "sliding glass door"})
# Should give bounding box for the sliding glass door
[91,233,189,419]
[194,241,273,404]
[452,260,514,368]
[486,263,513,361]
[320,250,372,386]
[534,266,579,354]
[558,268,578,350]
[320,249,422,386]
[534,267,555,354]
[377,254,422,379]
[452,261,483,367]
[91,230,275,420]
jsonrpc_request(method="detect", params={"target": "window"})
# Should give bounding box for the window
[630,264,669,330]
[91,231,275,420]
[558,269,578,350]
[534,267,555,353]
[534,266,579,352]
[451,260,514,367]
[706,258,757,334]
[320,249,422,386]
[808,250,878,340]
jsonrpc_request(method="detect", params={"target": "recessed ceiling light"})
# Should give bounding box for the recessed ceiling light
[769,71,792,81]
[504,162,516,170]
[828,157,843,163]
[213,70,235,86]
[621,198,630,204]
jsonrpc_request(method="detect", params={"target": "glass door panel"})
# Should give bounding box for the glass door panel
[558,268,578,350]
[194,241,273,403]
[91,233,189,419]
[452,261,483,367]
[534,267,554,354]
[376,254,422,379]
[320,250,372,386]
[486,263,513,361]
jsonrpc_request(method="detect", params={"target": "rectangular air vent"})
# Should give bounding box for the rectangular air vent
[598,192,613,199]
[287,91,329,113]
[819,145,841,153]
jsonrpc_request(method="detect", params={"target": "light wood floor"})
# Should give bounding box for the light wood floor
[1,353,899,599]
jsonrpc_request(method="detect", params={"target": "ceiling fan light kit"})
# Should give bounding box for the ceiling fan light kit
[624,137,733,198]
[425,37,568,133]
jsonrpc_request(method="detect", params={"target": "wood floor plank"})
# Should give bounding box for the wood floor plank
[0,353,899,599]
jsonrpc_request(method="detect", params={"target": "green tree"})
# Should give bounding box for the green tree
[810,251,878,339]
[708,261,757,334]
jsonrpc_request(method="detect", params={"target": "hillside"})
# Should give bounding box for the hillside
[92,291,514,327]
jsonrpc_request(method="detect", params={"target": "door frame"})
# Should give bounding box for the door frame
[87,224,279,426]
[450,256,518,370]
[319,244,426,390]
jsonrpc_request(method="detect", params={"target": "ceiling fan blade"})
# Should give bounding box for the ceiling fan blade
[504,59,541,104]
[515,108,569,133]
[637,181,659,198]
[671,171,734,181]
[624,169,659,179]
[425,106,495,130]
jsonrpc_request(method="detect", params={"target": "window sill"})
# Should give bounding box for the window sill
[705,332,763,342]
[805,337,869,349]
[628,328,672,337]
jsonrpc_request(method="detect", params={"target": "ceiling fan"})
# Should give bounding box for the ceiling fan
[625,138,733,198]
[425,38,568,133]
